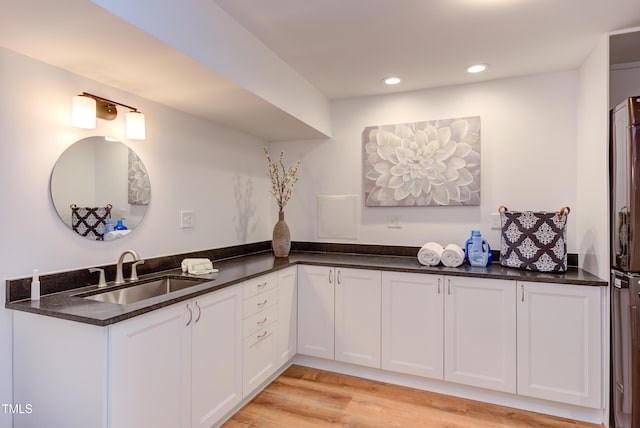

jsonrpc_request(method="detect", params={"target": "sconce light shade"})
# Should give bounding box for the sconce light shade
[72,92,146,140]
[72,95,97,129]
[126,111,146,140]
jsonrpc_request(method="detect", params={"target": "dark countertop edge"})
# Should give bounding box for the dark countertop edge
[6,249,607,327]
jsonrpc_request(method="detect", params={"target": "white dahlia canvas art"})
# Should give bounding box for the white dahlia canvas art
[363,116,481,207]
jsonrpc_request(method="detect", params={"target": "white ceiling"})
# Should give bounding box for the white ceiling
[214,0,640,99]
[2,0,639,141]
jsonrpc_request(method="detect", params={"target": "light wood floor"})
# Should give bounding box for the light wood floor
[223,365,603,428]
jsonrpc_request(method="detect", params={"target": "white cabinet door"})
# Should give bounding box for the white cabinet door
[243,321,278,396]
[191,285,243,427]
[444,276,517,393]
[277,266,298,365]
[517,281,602,408]
[381,272,444,379]
[335,268,382,368]
[108,302,191,428]
[297,265,335,359]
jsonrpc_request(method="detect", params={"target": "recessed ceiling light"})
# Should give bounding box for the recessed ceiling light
[383,76,401,85]
[467,64,488,74]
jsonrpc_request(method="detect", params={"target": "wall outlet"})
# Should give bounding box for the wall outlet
[387,215,402,229]
[181,210,194,228]
[490,213,501,229]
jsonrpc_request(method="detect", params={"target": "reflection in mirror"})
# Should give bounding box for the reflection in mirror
[50,136,151,241]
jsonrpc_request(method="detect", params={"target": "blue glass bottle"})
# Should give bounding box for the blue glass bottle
[114,219,128,231]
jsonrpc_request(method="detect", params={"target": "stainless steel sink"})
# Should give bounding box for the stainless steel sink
[80,276,209,305]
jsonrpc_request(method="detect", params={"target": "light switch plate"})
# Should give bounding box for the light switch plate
[490,213,501,229]
[181,210,194,228]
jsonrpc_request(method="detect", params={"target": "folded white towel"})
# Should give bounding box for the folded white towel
[104,230,131,241]
[417,242,444,266]
[181,258,216,275]
[441,244,465,267]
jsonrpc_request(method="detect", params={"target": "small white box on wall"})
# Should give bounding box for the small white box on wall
[317,195,359,239]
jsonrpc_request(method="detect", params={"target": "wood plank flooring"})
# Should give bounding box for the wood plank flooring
[222,365,603,428]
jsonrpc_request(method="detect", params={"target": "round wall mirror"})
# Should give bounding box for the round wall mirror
[50,136,151,241]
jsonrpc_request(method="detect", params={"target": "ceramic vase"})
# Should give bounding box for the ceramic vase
[272,210,291,257]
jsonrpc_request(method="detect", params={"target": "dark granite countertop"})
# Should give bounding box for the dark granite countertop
[6,250,607,327]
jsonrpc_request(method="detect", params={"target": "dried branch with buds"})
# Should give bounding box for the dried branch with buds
[264,148,300,210]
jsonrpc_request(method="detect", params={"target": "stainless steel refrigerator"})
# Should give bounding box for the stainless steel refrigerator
[611,95,640,428]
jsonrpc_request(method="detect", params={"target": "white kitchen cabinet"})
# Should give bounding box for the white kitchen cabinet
[517,281,602,408]
[334,268,382,368]
[381,271,444,379]
[190,286,244,427]
[242,273,279,397]
[109,284,243,428]
[108,301,190,428]
[242,323,278,398]
[277,266,298,365]
[297,265,336,359]
[444,276,517,393]
[13,312,107,428]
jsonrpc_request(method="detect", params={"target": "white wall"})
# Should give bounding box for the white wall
[274,72,579,253]
[0,47,272,428]
[576,34,610,280]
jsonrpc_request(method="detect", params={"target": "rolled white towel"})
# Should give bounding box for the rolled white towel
[417,242,444,266]
[189,261,217,275]
[441,244,465,267]
[104,230,131,241]
[181,258,215,274]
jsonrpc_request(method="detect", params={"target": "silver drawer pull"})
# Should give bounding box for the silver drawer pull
[257,330,268,339]
[185,304,193,327]
[194,301,202,323]
[257,282,267,289]
[257,317,268,326]
[257,299,268,307]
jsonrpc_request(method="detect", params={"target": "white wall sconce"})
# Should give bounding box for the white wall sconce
[72,92,146,140]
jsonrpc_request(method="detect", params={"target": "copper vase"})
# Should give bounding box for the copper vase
[272,210,291,257]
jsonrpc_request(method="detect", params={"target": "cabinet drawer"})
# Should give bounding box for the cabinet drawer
[243,288,277,318]
[243,273,277,299]
[243,322,278,398]
[243,306,277,339]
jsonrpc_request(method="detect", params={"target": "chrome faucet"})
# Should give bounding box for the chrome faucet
[115,250,142,285]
